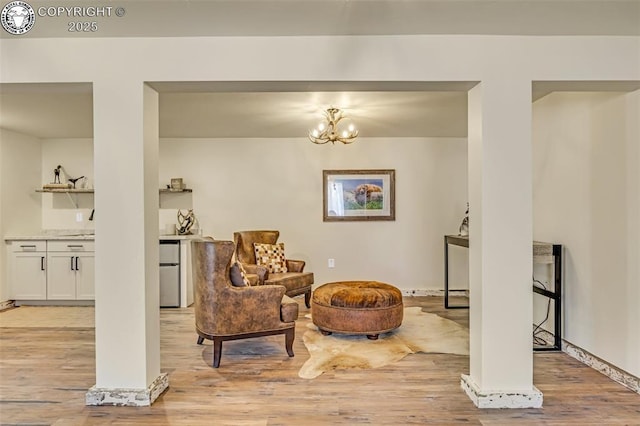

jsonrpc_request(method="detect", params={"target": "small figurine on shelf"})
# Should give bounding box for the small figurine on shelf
[43,165,73,189]
[54,165,62,183]
[68,175,85,189]
[458,203,469,236]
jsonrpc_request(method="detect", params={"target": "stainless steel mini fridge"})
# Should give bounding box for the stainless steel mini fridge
[159,241,180,308]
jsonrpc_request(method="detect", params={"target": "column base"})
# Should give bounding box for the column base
[0,300,15,312]
[461,374,543,408]
[85,373,169,406]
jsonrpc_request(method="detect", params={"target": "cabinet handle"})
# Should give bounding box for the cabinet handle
[75,257,79,271]
[41,257,45,271]
[70,257,75,271]
[67,245,84,249]
[20,244,37,248]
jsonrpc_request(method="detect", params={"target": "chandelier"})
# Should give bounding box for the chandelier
[308,107,359,145]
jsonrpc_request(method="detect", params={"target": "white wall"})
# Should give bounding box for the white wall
[34,136,468,292]
[162,136,468,292]
[0,129,42,301]
[532,90,640,377]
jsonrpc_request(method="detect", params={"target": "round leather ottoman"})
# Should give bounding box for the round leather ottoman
[311,281,403,340]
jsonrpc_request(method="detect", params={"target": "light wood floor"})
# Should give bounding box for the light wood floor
[1,296,638,425]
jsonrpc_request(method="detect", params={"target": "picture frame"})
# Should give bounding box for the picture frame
[323,169,396,222]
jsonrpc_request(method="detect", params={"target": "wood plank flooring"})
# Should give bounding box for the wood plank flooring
[1,296,639,425]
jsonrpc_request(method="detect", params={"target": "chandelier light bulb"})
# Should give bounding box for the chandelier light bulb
[318,123,325,131]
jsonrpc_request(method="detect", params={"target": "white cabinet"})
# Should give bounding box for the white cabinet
[47,252,76,299]
[47,241,95,300]
[8,239,94,302]
[9,241,47,300]
[75,254,95,300]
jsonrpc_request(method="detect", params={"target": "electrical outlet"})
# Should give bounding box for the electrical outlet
[328,258,335,268]
[75,212,83,222]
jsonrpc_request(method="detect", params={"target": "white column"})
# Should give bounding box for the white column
[462,79,542,408]
[0,139,4,305]
[86,82,167,406]
[624,90,640,370]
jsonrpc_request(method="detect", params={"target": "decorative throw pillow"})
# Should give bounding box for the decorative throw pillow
[230,261,251,287]
[253,242,288,274]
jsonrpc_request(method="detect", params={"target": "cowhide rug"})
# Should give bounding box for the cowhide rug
[299,306,469,379]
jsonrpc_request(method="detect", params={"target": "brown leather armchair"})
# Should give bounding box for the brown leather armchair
[234,230,314,308]
[191,239,298,368]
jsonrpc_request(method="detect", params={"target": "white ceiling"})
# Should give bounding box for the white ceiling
[0,83,94,139]
[153,81,476,139]
[0,82,477,139]
[3,80,640,139]
[1,1,638,139]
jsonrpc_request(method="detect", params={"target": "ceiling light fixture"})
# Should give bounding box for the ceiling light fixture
[308,107,359,145]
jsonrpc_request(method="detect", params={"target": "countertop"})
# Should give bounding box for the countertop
[5,233,204,242]
[4,234,94,241]
[160,234,204,241]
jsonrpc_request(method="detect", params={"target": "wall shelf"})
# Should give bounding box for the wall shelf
[36,188,193,194]
[36,188,193,209]
[36,188,94,193]
[160,188,192,193]
[159,188,193,208]
[36,188,94,209]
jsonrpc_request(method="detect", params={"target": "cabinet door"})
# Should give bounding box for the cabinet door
[10,252,47,299]
[75,253,95,300]
[47,253,76,300]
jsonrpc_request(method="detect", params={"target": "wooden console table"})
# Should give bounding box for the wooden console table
[443,235,469,309]
[443,235,562,351]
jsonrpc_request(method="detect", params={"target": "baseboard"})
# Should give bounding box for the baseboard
[0,300,15,311]
[396,301,638,396]
[14,300,94,307]
[400,295,637,394]
[402,289,469,297]
[534,328,639,395]
[563,339,640,395]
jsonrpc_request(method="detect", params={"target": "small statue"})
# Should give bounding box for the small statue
[177,209,196,235]
[458,203,469,236]
[68,176,85,189]
[54,165,62,183]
